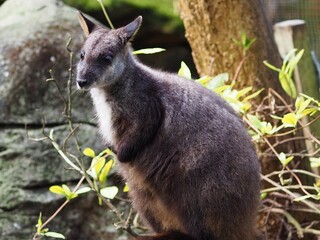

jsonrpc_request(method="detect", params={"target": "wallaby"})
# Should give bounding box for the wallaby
[76,12,261,240]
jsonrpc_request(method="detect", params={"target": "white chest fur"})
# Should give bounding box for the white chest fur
[90,88,115,145]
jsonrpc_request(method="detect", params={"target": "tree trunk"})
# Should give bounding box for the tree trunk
[179,0,314,177]
[179,0,282,93]
[179,0,291,171]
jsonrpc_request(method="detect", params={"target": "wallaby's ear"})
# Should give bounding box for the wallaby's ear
[78,11,97,37]
[122,16,142,42]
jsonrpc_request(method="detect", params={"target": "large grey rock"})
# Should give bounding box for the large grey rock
[0,0,89,123]
[0,0,124,239]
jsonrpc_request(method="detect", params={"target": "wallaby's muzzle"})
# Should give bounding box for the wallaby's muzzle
[76,79,89,89]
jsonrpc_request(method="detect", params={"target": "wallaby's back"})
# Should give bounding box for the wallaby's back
[76,12,261,240]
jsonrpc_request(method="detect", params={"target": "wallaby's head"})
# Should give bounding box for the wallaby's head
[76,12,142,90]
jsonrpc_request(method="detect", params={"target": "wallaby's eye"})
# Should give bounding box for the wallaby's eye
[80,51,85,60]
[104,56,113,62]
[100,54,113,64]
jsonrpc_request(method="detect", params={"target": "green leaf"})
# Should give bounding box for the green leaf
[260,122,273,135]
[282,49,297,71]
[296,99,311,116]
[99,159,114,185]
[260,192,268,200]
[178,61,191,79]
[250,132,261,141]
[245,40,256,51]
[37,213,42,234]
[234,33,256,52]
[284,156,294,166]
[280,178,292,186]
[214,84,232,94]
[264,49,303,99]
[123,184,129,193]
[286,49,304,76]
[75,187,91,195]
[236,87,252,99]
[94,157,106,179]
[242,88,264,102]
[50,184,77,201]
[93,148,115,161]
[241,102,252,113]
[278,152,294,166]
[49,186,65,195]
[310,157,320,168]
[67,193,78,201]
[83,148,95,158]
[301,108,317,117]
[195,76,212,86]
[295,96,304,110]
[132,48,165,55]
[263,61,281,72]
[62,184,71,196]
[278,152,286,162]
[100,186,119,199]
[300,93,320,107]
[245,38,256,51]
[270,114,282,120]
[44,232,66,239]
[282,113,298,127]
[280,50,303,98]
[206,73,229,91]
[279,72,297,99]
[105,148,115,156]
[240,33,256,51]
[87,157,106,180]
[247,114,262,130]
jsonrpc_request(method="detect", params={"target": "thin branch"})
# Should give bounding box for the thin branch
[284,166,316,198]
[270,208,304,238]
[261,185,317,194]
[260,174,320,215]
[97,0,114,29]
[47,130,82,172]
[33,176,86,240]
[46,69,67,106]
[63,124,80,152]
[64,37,83,154]
[263,169,320,180]
[232,55,247,83]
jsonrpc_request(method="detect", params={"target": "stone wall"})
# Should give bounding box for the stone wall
[0,0,124,239]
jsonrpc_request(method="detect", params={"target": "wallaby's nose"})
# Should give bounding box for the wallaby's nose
[77,79,88,89]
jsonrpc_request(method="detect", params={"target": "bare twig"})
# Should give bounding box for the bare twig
[232,55,247,83]
[97,0,114,29]
[33,176,86,240]
[260,174,320,215]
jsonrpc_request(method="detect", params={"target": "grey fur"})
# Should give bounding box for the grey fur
[77,13,261,240]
